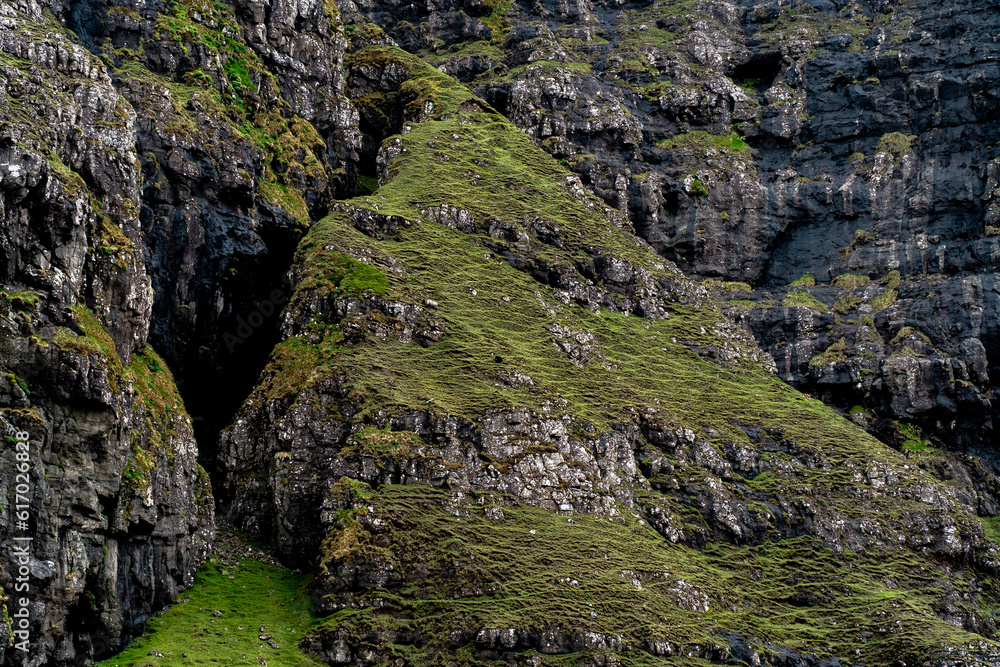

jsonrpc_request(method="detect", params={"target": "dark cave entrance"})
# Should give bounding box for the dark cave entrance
[731,51,784,93]
[195,247,297,510]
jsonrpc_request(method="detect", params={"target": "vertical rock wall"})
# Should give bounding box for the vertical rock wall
[0,2,216,664]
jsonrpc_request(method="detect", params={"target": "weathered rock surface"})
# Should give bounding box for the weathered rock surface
[219,37,1000,666]
[47,0,365,453]
[4,0,1000,664]
[0,2,220,664]
[347,0,1000,482]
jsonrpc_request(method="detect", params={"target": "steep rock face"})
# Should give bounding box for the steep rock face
[369,0,1000,287]
[41,0,365,451]
[717,272,996,448]
[0,303,213,666]
[345,0,1000,459]
[3,0,1000,664]
[221,36,1000,666]
[0,2,213,665]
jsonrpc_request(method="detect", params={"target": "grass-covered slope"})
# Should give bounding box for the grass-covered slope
[96,538,320,667]
[306,486,1000,666]
[218,34,1000,666]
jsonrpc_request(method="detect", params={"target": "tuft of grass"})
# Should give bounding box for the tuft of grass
[702,279,752,293]
[890,326,930,347]
[0,290,41,310]
[255,330,344,401]
[882,269,902,290]
[260,181,310,228]
[689,177,709,197]
[898,422,933,453]
[810,337,847,367]
[5,373,29,396]
[877,132,916,155]
[870,288,897,313]
[831,272,869,288]
[340,427,422,464]
[789,274,815,287]
[481,0,513,41]
[657,131,750,155]
[46,152,87,195]
[782,290,827,312]
[831,295,861,313]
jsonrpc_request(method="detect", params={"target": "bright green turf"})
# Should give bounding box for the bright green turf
[97,558,321,667]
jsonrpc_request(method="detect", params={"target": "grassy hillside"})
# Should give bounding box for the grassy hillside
[215,38,1000,666]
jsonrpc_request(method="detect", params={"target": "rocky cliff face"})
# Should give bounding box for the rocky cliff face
[0,2,216,664]
[3,0,1000,665]
[220,31,1000,667]
[347,0,1000,454]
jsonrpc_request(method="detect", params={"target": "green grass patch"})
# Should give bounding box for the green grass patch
[789,274,816,287]
[981,517,1000,546]
[0,290,41,313]
[877,132,916,155]
[355,174,379,196]
[482,0,513,41]
[890,326,930,347]
[831,295,861,313]
[898,422,933,453]
[309,485,995,665]
[871,288,897,313]
[810,337,847,367]
[254,329,344,401]
[297,251,389,296]
[97,558,321,667]
[259,181,310,228]
[657,130,749,154]
[340,427,423,463]
[782,290,827,312]
[423,40,504,66]
[831,273,869,288]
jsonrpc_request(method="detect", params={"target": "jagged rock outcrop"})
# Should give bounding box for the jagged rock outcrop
[44,0,366,448]
[715,272,996,448]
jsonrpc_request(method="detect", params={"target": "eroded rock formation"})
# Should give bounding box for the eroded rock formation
[2,0,1000,665]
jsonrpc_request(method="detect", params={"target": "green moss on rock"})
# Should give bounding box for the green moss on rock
[657,130,750,155]
[782,290,827,312]
[831,272,870,288]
